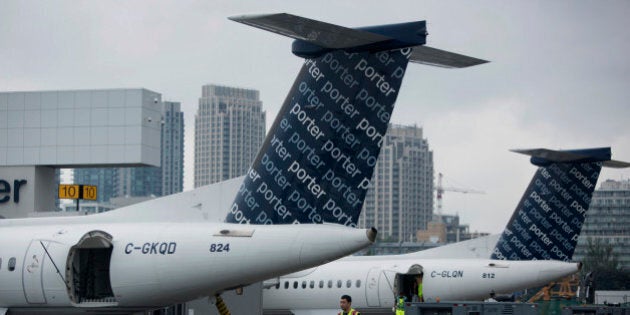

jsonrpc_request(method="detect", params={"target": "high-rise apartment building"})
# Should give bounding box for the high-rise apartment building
[73,101,184,202]
[358,124,434,242]
[573,179,630,269]
[195,85,266,187]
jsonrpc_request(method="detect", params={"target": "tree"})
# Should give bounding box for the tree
[581,238,630,290]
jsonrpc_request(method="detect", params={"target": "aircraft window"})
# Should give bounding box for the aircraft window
[337,280,342,288]
[319,280,324,288]
[301,281,307,289]
[356,280,361,288]
[328,280,333,288]
[293,281,298,289]
[275,283,280,289]
[8,257,16,271]
[309,280,314,289]
[346,280,352,288]
[0,258,2,270]
[284,281,289,289]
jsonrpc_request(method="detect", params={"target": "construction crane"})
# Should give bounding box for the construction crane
[435,172,485,218]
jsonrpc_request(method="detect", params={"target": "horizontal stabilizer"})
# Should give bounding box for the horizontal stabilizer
[409,46,489,68]
[511,147,630,168]
[229,13,391,49]
[603,159,630,168]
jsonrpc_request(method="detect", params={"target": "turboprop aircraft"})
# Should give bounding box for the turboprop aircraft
[0,13,487,314]
[262,147,630,315]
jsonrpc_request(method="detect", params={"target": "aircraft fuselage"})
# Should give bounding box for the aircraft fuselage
[263,256,579,310]
[0,220,373,312]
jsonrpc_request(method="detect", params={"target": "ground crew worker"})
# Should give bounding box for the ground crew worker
[338,294,360,315]
[484,291,497,302]
[396,292,407,315]
[415,273,424,302]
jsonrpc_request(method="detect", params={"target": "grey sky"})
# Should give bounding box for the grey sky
[2,1,629,233]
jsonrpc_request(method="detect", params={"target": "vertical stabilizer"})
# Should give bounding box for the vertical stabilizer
[225,14,487,226]
[227,49,410,226]
[491,148,615,261]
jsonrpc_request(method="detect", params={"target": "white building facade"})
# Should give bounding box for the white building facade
[574,179,630,269]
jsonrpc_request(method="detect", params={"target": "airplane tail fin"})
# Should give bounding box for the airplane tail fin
[491,147,630,261]
[225,14,487,226]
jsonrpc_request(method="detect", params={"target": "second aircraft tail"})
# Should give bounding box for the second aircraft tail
[491,147,630,261]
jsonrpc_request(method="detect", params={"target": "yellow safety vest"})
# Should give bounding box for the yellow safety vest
[396,297,406,315]
[338,308,359,315]
[418,283,423,301]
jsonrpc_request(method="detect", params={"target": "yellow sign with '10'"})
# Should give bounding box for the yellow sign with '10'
[58,184,97,200]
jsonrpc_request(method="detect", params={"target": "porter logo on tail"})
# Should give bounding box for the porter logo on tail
[492,147,630,262]
[225,13,488,226]
[229,50,409,226]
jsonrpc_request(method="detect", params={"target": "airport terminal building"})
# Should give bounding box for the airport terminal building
[0,88,163,218]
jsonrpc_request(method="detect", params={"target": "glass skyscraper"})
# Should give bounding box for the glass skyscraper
[161,101,184,196]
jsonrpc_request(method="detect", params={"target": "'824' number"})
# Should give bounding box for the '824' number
[210,243,230,252]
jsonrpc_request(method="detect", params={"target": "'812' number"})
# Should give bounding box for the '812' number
[482,273,495,279]
[210,243,230,252]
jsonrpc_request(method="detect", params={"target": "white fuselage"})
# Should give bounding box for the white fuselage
[0,217,373,312]
[263,255,579,311]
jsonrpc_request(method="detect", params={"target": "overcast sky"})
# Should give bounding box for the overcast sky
[2,1,629,233]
